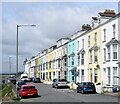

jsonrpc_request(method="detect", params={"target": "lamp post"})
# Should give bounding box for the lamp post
[16,24,36,97]
[9,57,11,77]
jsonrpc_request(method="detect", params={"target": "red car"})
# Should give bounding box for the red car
[19,84,38,98]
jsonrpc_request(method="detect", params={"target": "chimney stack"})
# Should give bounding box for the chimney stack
[81,24,91,31]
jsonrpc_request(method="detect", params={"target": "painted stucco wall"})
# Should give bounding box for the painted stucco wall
[87,27,102,85]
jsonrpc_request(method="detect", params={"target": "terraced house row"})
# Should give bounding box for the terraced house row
[24,9,120,86]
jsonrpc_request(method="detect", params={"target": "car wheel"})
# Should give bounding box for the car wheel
[18,94,22,98]
[81,90,84,94]
[77,88,79,93]
[56,85,59,89]
[52,85,54,88]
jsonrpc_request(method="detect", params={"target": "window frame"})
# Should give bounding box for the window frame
[113,44,117,60]
[81,54,84,65]
[94,68,98,83]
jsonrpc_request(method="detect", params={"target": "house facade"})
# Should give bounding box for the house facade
[101,13,120,86]
[87,27,102,85]
[68,34,77,83]
[24,9,120,87]
[76,31,88,83]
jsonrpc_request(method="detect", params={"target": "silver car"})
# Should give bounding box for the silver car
[52,79,68,88]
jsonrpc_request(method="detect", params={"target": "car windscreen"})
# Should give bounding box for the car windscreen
[82,82,94,86]
[88,83,95,86]
[59,79,67,82]
[18,82,25,85]
[22,76,28,78]
[23,86,35,89]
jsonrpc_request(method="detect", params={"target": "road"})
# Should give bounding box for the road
[20,83,119,102]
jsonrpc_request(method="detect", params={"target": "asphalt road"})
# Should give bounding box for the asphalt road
[20,83,119,102]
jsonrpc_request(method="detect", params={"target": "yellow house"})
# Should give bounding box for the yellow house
[36,57,40,78]
[87,27,102,84]
[30,59,35,78]
[48,51,52,80]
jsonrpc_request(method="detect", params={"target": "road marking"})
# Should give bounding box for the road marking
[54,89,73,93]
[20,99,33,102]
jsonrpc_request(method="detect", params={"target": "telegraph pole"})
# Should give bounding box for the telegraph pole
[9,57,11,77]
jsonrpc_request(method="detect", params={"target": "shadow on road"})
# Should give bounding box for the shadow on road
[21,95,41,99]
[56,86,70,89]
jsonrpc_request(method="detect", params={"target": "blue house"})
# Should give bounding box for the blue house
[68,35,77,83]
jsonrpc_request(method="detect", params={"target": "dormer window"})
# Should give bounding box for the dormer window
[112,24,116,38]
[103,29,106,42]
[82,39,84,48]
[88,36,90,47]
[94,32,97,44]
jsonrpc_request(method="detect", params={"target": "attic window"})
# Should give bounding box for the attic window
[112,24,116,38]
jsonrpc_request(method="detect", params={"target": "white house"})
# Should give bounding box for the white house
[76,31,88,83]
[101,12,120,86]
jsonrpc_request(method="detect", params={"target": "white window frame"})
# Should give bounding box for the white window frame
[94,32,97,44]
[107,67,111,84]
[71,56,74,66]
[88,36,90,47]
[77,54,80,66]
[107,46,111,60]
[77,41,79,51]
[103,29,106,42]
[103,48,106,61]
[90,50,92,63]
[82,39,84,48]
[112,24,116,38]
[94,49,98,63]
[58,71,60,79]
[94,68,98,83]
[113,44,117,60]
[64,71,67,80]
[49,72,51,80]
[81,69,84,82]
[113,67,118,85]
[58,60,60,68]
[81,54,84,65]
[90,68,92,82]
[46,72,48,79]
[64,57,67,66]
[73,43,74,51]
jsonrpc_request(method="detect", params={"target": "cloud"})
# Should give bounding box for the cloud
[2,2,117,73]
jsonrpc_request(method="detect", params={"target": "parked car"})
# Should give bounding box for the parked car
[17,81,26,91]
[28,77,34,82]
[52,78,69,88]
[18,84,38,98]
[8,76,16,84]
[21,74,29,82]
[33,78,41,83]
[77,82,96,94]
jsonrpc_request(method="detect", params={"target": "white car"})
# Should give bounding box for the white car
[52,79,69,88]
[21,74,29,82]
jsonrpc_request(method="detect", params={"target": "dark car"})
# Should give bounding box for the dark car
[8,76,16,85]
[52,79,69,88]
[33,78,41,83]
[77,82,96,94]
[17,81,26,91]
[28,78,34,82]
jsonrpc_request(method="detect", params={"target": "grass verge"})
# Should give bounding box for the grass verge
[0,83,20,101]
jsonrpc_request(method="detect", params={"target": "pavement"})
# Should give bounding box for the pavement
[104,92,120,97]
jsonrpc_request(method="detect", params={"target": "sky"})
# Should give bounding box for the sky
[1,1,119,74]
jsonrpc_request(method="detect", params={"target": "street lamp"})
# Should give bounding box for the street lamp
[16,24,36,97]
[9,57,11,77]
